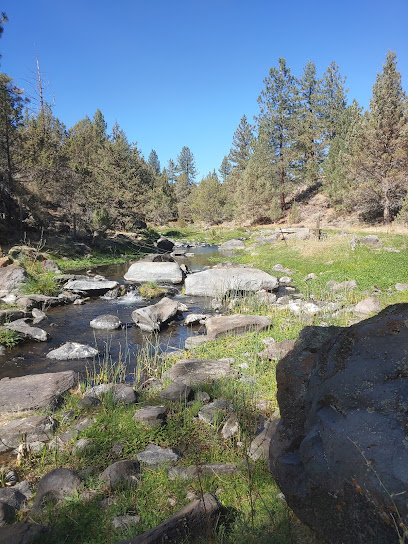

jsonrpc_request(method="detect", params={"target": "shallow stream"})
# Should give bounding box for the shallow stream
[1,245,221,380]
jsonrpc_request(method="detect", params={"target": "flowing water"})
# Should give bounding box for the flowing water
[0,245,220,380]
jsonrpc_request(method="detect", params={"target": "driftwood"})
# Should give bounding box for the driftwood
[115,493,223,544]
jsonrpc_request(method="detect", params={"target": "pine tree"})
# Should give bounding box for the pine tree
[166,159,177,183]
[176,146,197,183]
[321,62,347,145]
[218,155,231,183]
[191,171,224,223]
[256,57,297,211]
[352,51,408,223]
[228,115,253,172]
[93,109,107,143]
[148,149,161,174]
[295,60,324,184]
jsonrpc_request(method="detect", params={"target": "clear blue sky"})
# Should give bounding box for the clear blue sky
[1,0,408,178]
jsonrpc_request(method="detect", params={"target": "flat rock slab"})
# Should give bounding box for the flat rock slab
[63,279,118,295]
[184,335,212,349]
[184,267,279,297]
[116,493,223,544]
[132,297,187,332]
[124,262,183,284]
[395,283,408,291]
[163,358,237,386]
[205,315,271,339]
[137,444,180,465]
[84,383,137,404]
[168,464,238,480]
[248,418,280,461]
[46,342,98,360]
[0,416,58,453]
[198,399,232,425]
[90,314,121,329]
[354,296,382,316]
[15,294,67,310]
[6,319,50,342]
[219,239,246,251]
[0,371,77,413]
[257,339,296,360]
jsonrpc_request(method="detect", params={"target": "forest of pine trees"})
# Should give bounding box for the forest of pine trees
[1,11,407,238]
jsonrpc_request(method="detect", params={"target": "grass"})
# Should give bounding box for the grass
[5,225,408,543]
[21,260,60,297]
[139,281,166,299]
[0,328,21,348]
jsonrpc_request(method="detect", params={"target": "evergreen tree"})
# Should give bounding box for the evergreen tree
[218,155,231,183]
[352,51,408,223]
[145,171,176,224]
[321,62,347,145]
[93,109,107,143]
[295,60,324,184]
[191,171,224,223]
[166,158,177,182]
[228,115,253,172]
[148,149,161,174]
[176,146,197,183]
[256,57,297,210]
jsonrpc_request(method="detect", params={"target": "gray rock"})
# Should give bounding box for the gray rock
[248,418,279,460]
[158,382,193,402]
[286,300,321,316]
[137,377,163,393]
[6,319,49,342]
[0,416,58,453]
[0,488,27,510]
[198,399,232,425]
[132,297,187,332]
[0,309,26,326]
[272,264,294,275]
[0,502,15,526]
[124,261,183,284]
[359,234,382,246]
[269,304,408,544]
[185,267,279,297]
[257,339,296,361]
[0,522,49,544]
[0,266,27,297]
[15,294,65,311]
[13,481,32,500]
[168,464,238,480]
[279,276,292,285]
[112,514,141,530]
[219,239,246,251]
[89,314,121,330]
[354,296,382,316]
[42,259,61,273]
[195,391,210,404]
[184,313,207,325]
[303,273,317,281]
[328,279,357,292]
[73,438,93,454]
[77,396,101,409]
[63,279,118,295]
[133,405,167,427]
[163,358,237,386]
[33,468,81,509]
[184,335,212,349]
[221,414,240,439]
[254,290,277,304]
[31,308,47,323]
[84,383,137,404]
[74,417,95,432]
[99,460,140,490]
[136,444,180,465]
[156,237,175,253]
[395,283,408,291]
[46,342,98,360]
[0,371,76,413]
[205,315,271,340]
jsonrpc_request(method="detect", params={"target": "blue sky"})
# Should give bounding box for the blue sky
[1,0,407,178]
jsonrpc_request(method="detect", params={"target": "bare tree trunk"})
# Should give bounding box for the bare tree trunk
[382,179,391,224]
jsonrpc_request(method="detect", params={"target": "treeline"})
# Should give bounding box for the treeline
[0,12,407,238]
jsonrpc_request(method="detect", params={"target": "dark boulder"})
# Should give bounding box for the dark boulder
[156,237,175,253]
[269,304,408,544]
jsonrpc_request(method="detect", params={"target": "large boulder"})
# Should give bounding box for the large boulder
[33,468,81,509]
[155,237,175,253]
[219,239,246,251]
[269,304,408,544]
[124,261,183,284]
[131,297,187,332]
[0,309,26,326]
[184,267,278,297]
[205,315,271,339]
[0,371,77,413]
[0,265,27,297]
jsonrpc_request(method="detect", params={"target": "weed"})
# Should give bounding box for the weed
[139,282,165,299]
[0,328,21,348]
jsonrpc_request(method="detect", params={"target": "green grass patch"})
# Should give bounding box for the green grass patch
[0,328,21,348]
[139,282,166,299]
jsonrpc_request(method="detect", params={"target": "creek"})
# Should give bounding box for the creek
[0,245,221,380]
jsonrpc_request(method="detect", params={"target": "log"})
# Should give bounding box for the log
[115,493,223,544]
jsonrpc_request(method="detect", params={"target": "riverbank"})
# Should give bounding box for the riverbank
[0,226,407,543]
